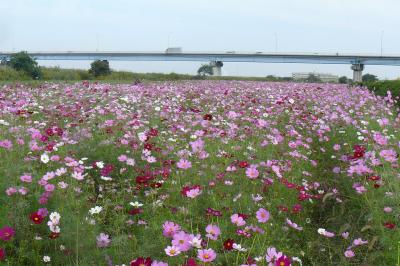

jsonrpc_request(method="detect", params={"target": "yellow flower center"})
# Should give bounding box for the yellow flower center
[170,249,175,255]
[280,262,285,266]
[204,254,210,259]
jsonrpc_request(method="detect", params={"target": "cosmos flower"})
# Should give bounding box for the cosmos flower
[197,248,216,263]
[96,233,111,248]
[231,214,246,226]
[205,224,221,240]
[165,245,181,256]
[256,208,270,223]
[0,226,15,241]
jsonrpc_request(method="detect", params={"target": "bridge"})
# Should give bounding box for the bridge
[2,51,400,82]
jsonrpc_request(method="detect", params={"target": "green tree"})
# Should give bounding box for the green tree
[9,51,41,79]
[89,60,111,77]
[197,64,213,76]
[362,73,378,82]
[305,74,322,83]
[338,76,348,84]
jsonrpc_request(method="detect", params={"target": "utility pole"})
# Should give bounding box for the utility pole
[380,30,384,56]
[274,32,278,53]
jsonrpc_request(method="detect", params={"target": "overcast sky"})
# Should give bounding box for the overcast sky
[1,0,400,79]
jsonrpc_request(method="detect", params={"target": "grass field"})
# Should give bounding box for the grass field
[0,81,399,265]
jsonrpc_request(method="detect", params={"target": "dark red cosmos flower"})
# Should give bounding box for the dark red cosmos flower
[128,208,143,216]
[205,208,222,217]
[100,164,114,176]
[238,213,249,220]
[383,222,396,229]
[130,257,152,266]
[144,143,153,150]
[0,248,5,261]
[367,175,381,181]
[0,226,15,241]
[203,114,213,121]
[49,232,60,239]
[182,258,198,266]
[246,257,257,264]
[238,161,249,168]
[45,127,54,136]
[148,128,159,137]
[351,145,366,159]
[223,238,235,250]
[276,256,291,266]
[292,204,302,214]
[30,212,44,224]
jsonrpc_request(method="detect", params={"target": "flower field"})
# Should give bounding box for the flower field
[0,81,399,265]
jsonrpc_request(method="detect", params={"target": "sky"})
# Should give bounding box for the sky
[1,0,400,79]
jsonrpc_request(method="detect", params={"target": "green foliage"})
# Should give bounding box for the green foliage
[89,60,111,77]
[197,64,214,76]
[364,79,400,106]
[0,66,32,81]
[305,74,322,83]
[338,76,348,84]
[362,73,378,82]
[8,51,42,79]
[41,67,92,80]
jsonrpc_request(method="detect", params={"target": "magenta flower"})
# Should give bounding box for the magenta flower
[0,226,15,241]
[256,208,270,223]
[205,224,221,240]
[197,248,217,263]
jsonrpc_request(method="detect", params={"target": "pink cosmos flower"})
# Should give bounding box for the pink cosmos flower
[317,228,335,237]
[20,174,32,183]
[383,207,393,213]
[186,188,202,198]
[96,233,111,248]
[118,154,128,162]
[162,221,181,238]
[172,231,192,252]
[245,167,259,179]
[177,159,192,169]
[231,214,246,226]
[151,261,168,266]
[6,187,18,196]
[256,208,270,223]
[44,184,55,192]
[197,248,217,263]
[353,238,368,246]
[286,218,303,231]
[344,249,355,258]
[205,224,221,240]
[265,247,282,266]
[379,149,397,163]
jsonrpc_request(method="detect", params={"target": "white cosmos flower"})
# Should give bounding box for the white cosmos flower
[43,256,51,262]
[96,161,104,169]
[89,206,103,215]
[129,201,143,208]
[41,153,50,164]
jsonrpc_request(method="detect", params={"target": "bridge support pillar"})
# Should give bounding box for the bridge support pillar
[211,61,223,76]
[351,63,364,83]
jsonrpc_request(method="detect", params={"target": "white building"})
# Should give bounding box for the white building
[292,72,339,83]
